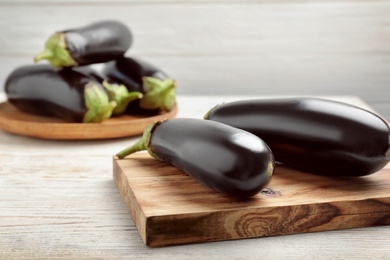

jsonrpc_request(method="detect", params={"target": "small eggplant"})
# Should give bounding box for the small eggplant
[205,98,390,176]
[75,66,143,116]
[34,20,132,68]
[116,118,274,198]
[5,64,116,123]
[101,56,176,112]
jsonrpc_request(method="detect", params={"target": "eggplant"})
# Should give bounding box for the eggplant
[34,20,132,68]
[116,118,274,198]
[204,98,390,177]
[101,56,176,112]
[5,64,116,123]
[75,66,142,115]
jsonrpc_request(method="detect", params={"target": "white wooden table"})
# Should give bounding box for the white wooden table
[1,93,389,259]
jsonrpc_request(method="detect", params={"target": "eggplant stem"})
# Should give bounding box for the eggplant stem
[33,49,53,63]
[102,80,143,115]
[116,123,155,159]
[160,82,176,112]
[33,32,77,69]
[83,82,117,123]
[139,77,176,112]
[203,103,223,119]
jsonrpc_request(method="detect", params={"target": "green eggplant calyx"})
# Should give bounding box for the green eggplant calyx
[102,80,143,116]
[116,122,161,159]
[139,77,177,112]
[83,82,117,123]
[33,32,77,69]
[267,161,275,179]
[203,103,223,119]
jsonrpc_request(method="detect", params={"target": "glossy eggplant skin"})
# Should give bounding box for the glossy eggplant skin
[5,64,99,122]
[205,98,390,177]
[64,20,132,66]
[74,66,107,83]
[147,118,274,198]
[101,56,168,93]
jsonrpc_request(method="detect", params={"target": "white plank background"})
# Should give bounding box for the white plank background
[0,0,389,118]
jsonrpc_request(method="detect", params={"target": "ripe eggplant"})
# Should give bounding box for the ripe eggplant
[101,56,176,112]
[34,20,132,68]
[204,98,390,176]
[75,66,142,116]
[5,64,116,123]
[116,118,274,198]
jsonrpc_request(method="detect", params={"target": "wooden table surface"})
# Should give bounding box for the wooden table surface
[1,93,389,259]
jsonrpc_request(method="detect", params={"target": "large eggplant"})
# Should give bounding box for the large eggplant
[34,20,132,68]
[116,118,274,198]
[5,64,116,123]
[101,56,176,112]
[204,98,390,176]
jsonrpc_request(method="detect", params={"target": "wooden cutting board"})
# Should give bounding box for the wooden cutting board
[113,152,390,247]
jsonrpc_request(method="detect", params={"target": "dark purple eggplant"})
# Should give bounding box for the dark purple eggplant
[205,98,390,177]
[116,118,274,198]
[101,56,176,112]
[75,66,142,115]
[5,64,116,123]
[34,20,132,68]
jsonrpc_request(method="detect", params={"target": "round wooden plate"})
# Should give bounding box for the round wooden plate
[0,102,178,140]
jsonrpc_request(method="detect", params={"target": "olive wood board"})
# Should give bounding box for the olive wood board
[0,101,177,140]
[113,152,390,247]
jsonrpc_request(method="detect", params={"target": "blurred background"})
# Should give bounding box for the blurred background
[0,0,389,117]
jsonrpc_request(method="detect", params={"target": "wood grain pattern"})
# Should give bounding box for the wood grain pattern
[0,102,177,140]
[113,153,390,247]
